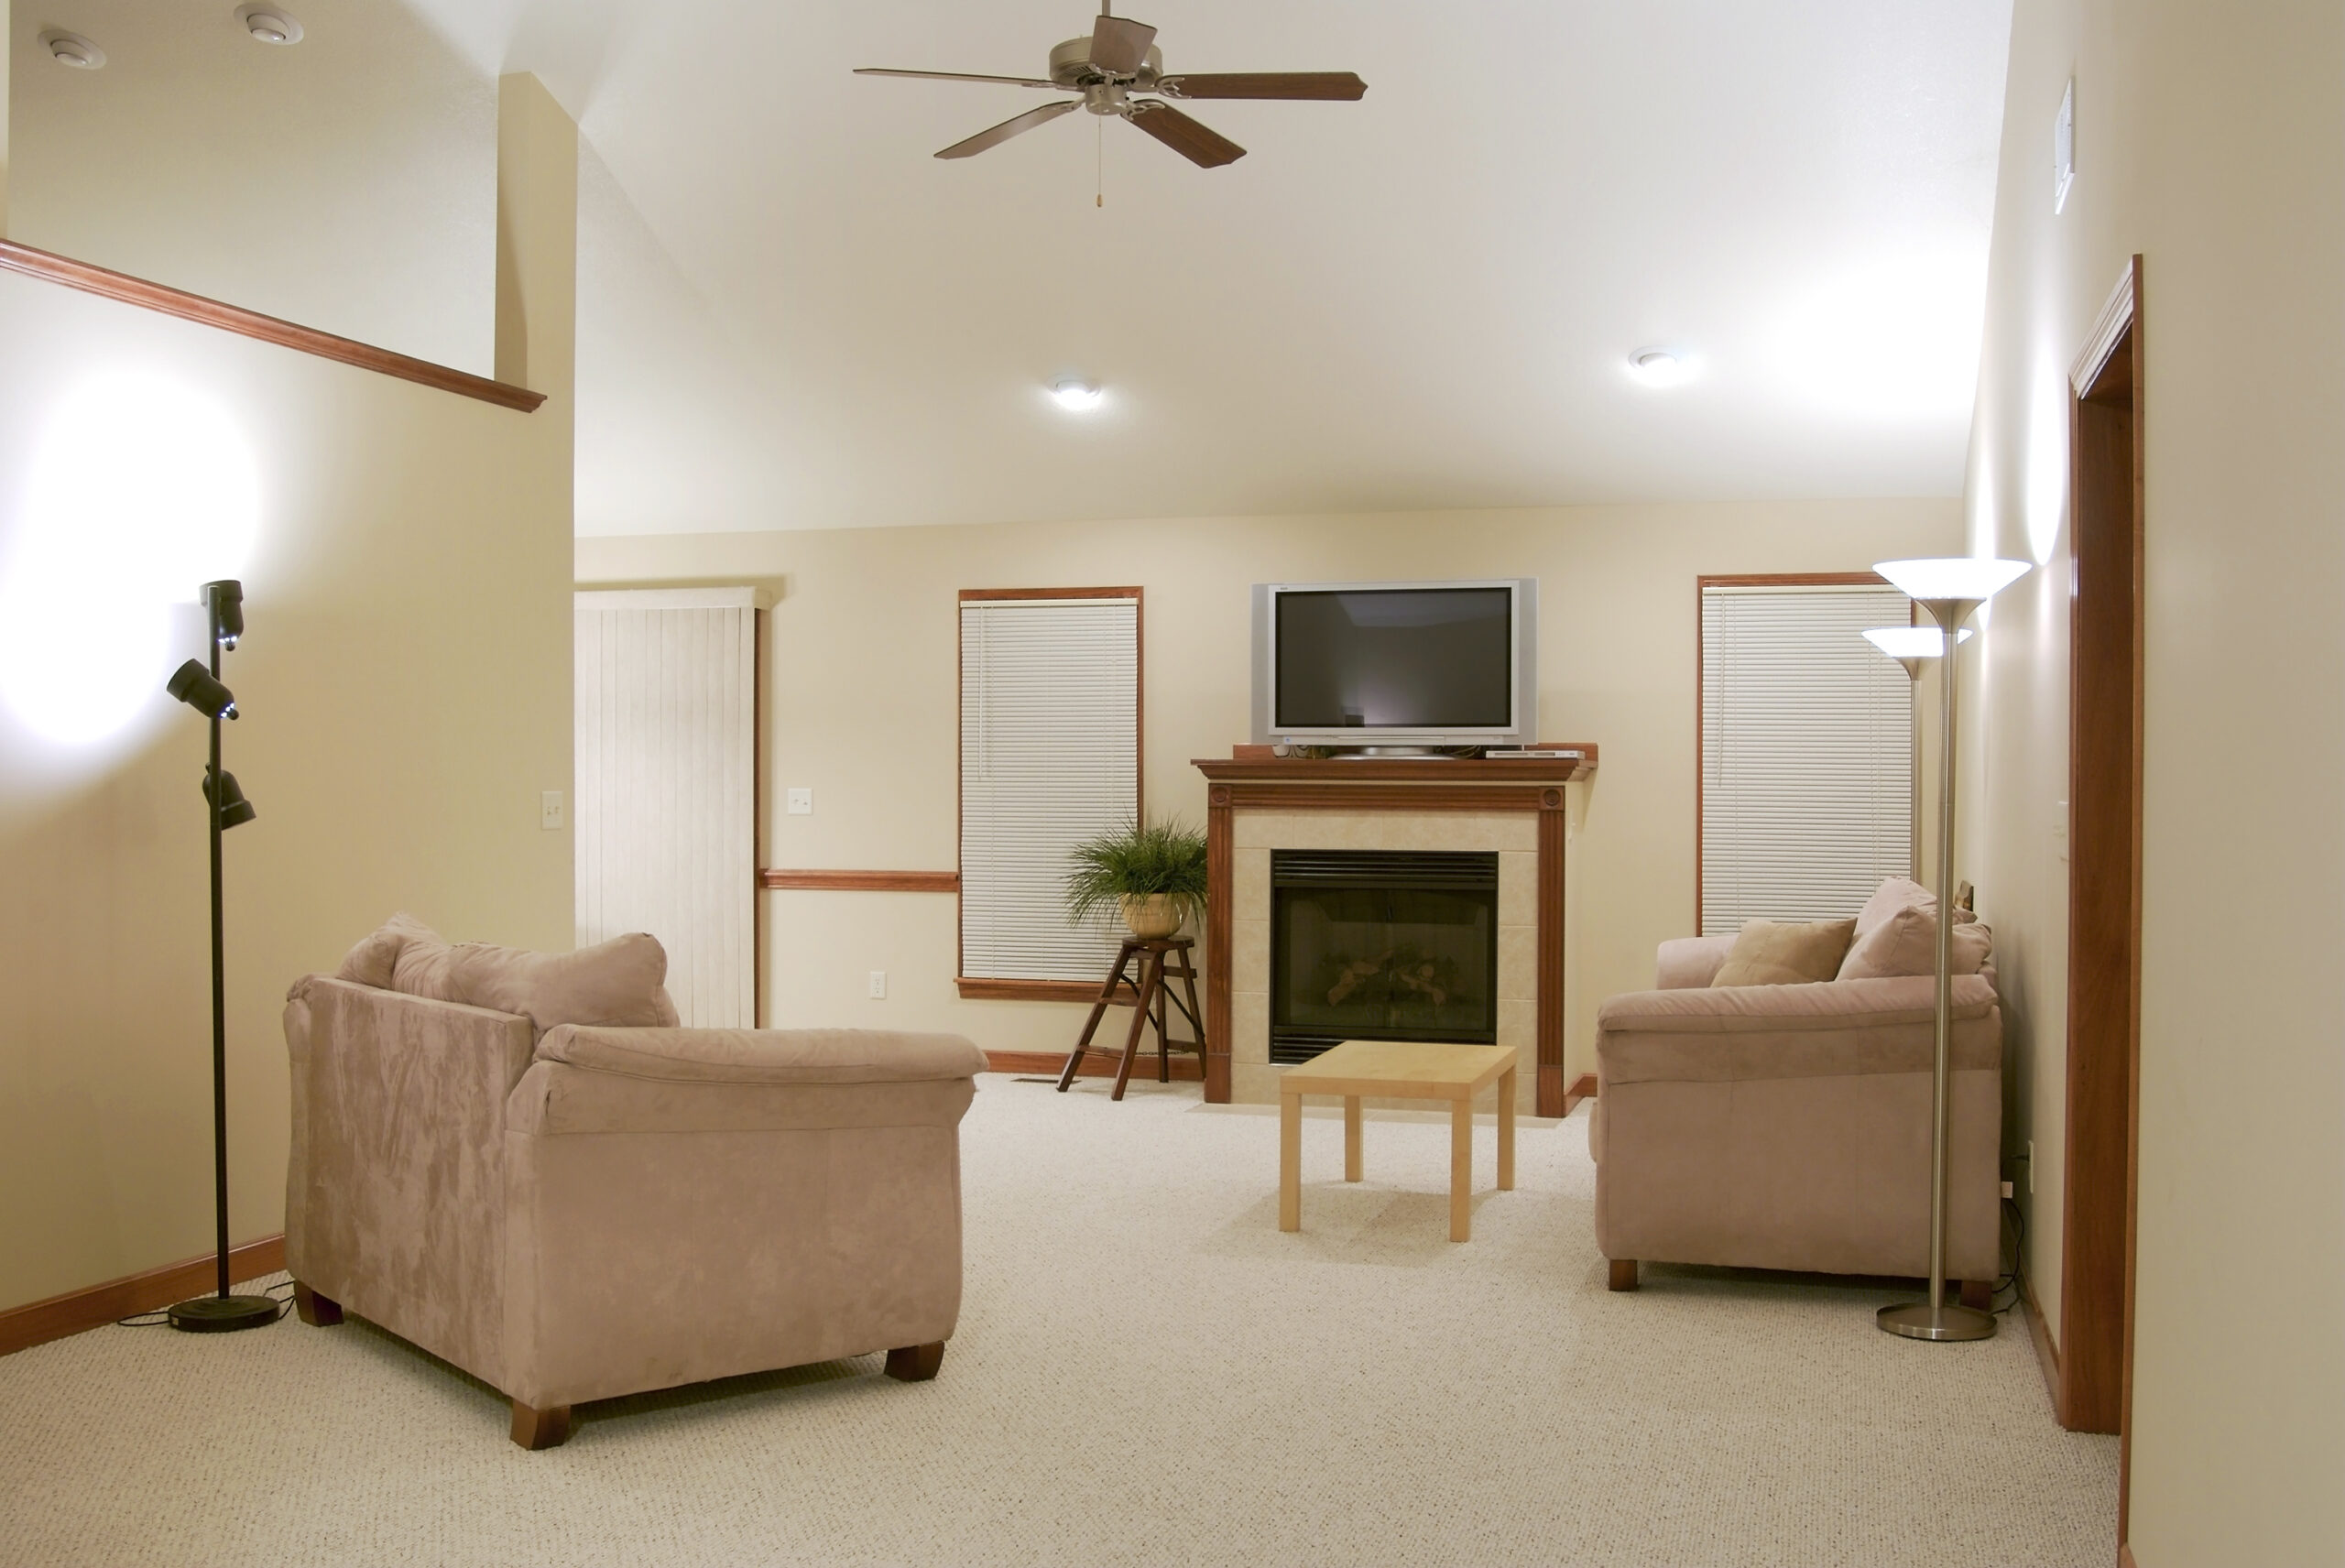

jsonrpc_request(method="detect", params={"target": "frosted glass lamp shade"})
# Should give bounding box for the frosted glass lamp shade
[1862,626,1972,659]
[1873,558,2031,603]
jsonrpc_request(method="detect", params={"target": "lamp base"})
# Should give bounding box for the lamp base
[1876,1301,1997,1342]
[167,1294,278,1334]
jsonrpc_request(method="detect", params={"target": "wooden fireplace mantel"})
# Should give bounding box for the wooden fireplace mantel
[1194,746,1598,1116]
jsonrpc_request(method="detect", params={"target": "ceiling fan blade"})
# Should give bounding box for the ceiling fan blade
[935,99,1083,159]
[1125,100,1246,168]
[1155,71,1368,101]
[1091,15,1158,76]
[856,68,1066,90]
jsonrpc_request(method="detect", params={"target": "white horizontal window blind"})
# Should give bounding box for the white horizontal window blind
[1700,583,1913,935]
[961,594,1140,982]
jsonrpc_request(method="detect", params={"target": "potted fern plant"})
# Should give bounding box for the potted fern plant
[1063,817,1209,941]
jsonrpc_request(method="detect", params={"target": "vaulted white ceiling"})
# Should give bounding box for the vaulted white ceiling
[415,1,2014,534]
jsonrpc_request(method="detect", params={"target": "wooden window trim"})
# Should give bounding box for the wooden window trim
[956,587,1144,1002]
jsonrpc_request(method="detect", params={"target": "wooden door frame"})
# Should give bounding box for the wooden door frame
[2057,259,2143,1557]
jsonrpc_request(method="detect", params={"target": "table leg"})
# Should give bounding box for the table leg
[1280,1093,1302,1232]
[1498,1066,1516,1192]
[1344,1096,1362,1182]
[1450,1096,1473,1242]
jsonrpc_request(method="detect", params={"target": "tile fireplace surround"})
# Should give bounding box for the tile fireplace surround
[1195,751,1598,1117]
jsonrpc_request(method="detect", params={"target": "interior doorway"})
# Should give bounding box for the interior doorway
[2058,259,2143,1550]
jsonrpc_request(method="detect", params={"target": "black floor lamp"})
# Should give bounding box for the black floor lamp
[162,579,276,1334]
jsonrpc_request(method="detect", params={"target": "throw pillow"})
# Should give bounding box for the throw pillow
[1854,876,1981,939]
[1837,902,1993,980]
[1711,918,1858,987]
[334,911,442,990]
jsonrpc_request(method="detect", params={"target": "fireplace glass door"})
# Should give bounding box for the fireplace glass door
[1269,850,1499,1064]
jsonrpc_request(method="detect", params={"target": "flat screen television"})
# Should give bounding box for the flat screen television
[1250,579,1538,749]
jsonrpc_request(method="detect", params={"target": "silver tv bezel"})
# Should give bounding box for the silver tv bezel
[1250,578,1538,747]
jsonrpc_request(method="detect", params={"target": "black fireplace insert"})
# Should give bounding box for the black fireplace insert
[1269,849,1499,1065]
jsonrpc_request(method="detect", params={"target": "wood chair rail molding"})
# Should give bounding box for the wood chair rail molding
[0,239,545,413]
[759,869,960,892]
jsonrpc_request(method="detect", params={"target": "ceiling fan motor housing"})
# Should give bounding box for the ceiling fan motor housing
[1050,36,1162,92]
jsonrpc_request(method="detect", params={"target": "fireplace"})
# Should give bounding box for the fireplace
[1269,850,1500,1064]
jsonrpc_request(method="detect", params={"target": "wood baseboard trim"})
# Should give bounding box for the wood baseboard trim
[0,1234,287,1357]
[2021,1269,2064,1421]
[760,868,959,892]
[1562,1073,1598,1116]
[2117,1545,2137,1568]
[986,1050,1205,1081]
[0,240,542,412]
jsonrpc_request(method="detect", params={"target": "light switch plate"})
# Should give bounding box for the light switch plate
[540,790,564,831]
[787,788,813,815]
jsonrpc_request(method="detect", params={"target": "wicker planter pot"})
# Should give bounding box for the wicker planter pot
[1119,894,1183,940]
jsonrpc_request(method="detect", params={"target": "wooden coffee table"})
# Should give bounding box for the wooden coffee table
[1278,1040,1518,1242]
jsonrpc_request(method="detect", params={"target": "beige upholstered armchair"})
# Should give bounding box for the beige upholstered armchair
[282,918,988,1448]
[1592,923,2002,1299]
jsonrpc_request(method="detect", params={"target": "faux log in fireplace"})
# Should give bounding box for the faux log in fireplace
[1270,850,1499,1063]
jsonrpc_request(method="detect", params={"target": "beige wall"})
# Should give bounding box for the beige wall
[0,77,577,1315]
[1967,0,2343,1560]
[577,499,1958,1084]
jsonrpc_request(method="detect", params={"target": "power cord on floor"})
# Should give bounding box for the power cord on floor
[1991,1194,2027,1315]
[115,1279,298,1329]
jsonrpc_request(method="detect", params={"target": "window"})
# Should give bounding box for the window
[959,590,1141,992]
[1698,578,1913,934]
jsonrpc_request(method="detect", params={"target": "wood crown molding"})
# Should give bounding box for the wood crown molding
[1,1234,286,1357]
[759,869,959,892]
[0,239,544,413]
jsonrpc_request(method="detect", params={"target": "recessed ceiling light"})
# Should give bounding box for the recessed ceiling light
[41,30,105,69]
[1626,348,1694,387]
[1048,380,1105,412]
[236,5,304,44]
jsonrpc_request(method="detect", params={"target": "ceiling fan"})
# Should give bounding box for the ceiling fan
[855,5,1367,169]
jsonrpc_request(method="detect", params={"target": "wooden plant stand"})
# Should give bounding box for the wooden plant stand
[1056,937,1209,1101]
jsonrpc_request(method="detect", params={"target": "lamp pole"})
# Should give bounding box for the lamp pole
[165,581,276,1333]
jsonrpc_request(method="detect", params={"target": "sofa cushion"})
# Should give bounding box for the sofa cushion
[1855,877,1983,938]
[1712,918,1856,986]
[333,911,441,989]
[387,928,681,1033]
[1838,902,1992,981]
[535,1025,990,1086]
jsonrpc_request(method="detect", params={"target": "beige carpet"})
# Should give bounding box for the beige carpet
[0,1075,2118,1566]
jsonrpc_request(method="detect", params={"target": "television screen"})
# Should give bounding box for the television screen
[1274,587,1514,730]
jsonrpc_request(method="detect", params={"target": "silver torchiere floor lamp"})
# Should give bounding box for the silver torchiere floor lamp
[1861,625,1972,882]
[1871,557,2028,1344]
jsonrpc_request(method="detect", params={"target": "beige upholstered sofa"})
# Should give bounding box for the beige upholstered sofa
[282,918,989,1448]
[1593,923,2002,1298]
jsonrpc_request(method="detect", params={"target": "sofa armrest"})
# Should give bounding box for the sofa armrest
[534,1025,988,1085]
[1655,933,1738,989]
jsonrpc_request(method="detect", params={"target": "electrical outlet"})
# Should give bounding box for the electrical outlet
[2054,800,2069,862]
[540,790,565,831]
[867,970,887,999]
[2001,1181,2015,1199]
[2027,1139,2035,1194]
[787,788,813,815]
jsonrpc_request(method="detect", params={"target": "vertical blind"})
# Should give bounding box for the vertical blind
[960,595,1140,982]
[575,588,758,1027]
[1700,583,1913,935]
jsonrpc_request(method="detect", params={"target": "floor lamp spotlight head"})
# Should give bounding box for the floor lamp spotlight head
[202,768,258,829]
[202,579,244,649]
[166,659,237,721]
[1869,560,2027,1344]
